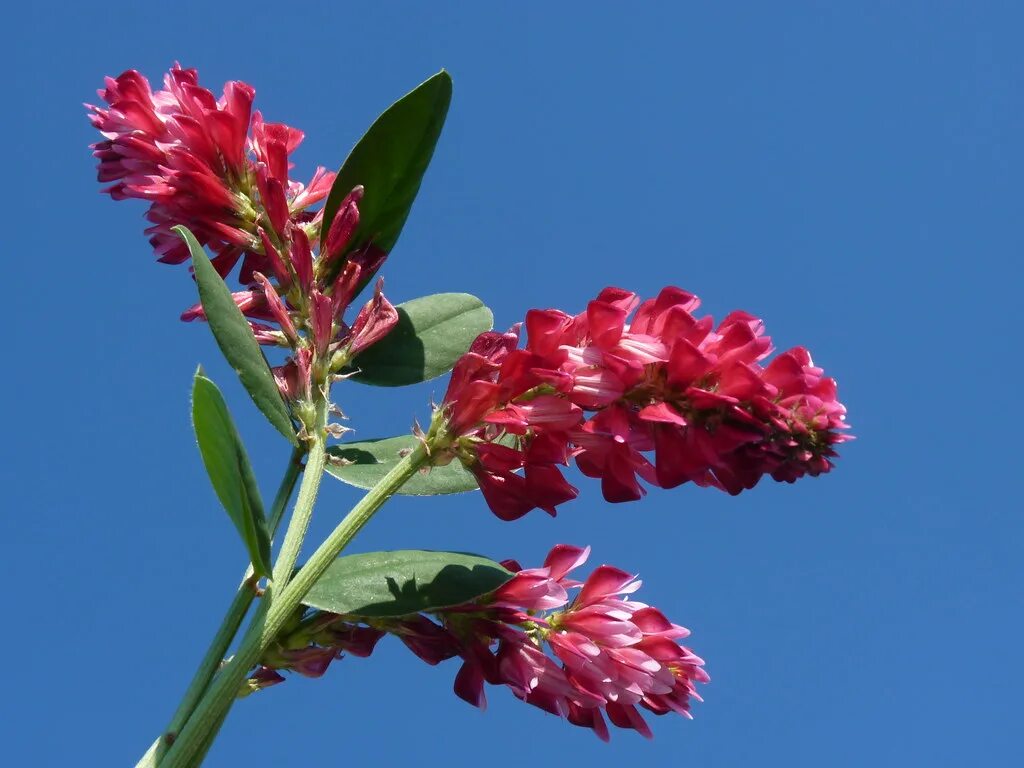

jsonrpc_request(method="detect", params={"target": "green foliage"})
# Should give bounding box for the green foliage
[345,293,492,386]
[175,226,296,444]
[191,370,273,577]
[302,550,513,617]
[326,435,479,495]
[320,71,452,269]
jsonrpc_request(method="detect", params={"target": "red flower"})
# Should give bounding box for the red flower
[168,173,397,406]
[250,545,705,741]
[439,285,851,518]
[87,65,334,271]
[412,545,708,741]
[255,617,385,682]
[439,328,581,520]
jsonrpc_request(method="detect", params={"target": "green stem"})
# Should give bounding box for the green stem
[160,440,429,768]
[268,447,308,534]
[163,575,258,733]
[149,446,305,765]
[186,708,231,768]
[272,433,326,589]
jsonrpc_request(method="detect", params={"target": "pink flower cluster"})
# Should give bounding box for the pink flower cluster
[87,65,332,273]
[441,287,851,519]
[89,66,398,407]
[254,545,706,741]
[251,619,385,691]
[180,221,398,407]
[441,329,583,520]
[393,544,707,740]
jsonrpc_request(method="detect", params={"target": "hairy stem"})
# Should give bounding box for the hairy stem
[271,424,327,590]
[160,439,429,768]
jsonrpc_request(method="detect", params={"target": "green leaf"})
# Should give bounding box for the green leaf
[192,370,274,578]
[175,225,297,445]
[320,71,452,263]
[345,293,493,387]
[325,435,479,495]
[302,550,513,617]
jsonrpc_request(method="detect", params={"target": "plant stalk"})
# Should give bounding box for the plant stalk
[146,446,305,765]
[271,420,327,590]
[160,439,429,768]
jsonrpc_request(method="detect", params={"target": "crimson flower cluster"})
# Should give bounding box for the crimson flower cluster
[253,545,706,741]
[88,66,398,409]
[440,287,851,520]
[87,65,331,272]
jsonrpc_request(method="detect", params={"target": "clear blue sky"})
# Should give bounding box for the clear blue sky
[4,2,1021,765]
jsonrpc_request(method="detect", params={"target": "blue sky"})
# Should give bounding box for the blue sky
[4,2,1021,765]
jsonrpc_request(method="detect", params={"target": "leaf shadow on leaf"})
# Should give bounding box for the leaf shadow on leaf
[344,563,511,617]
[343,306,425,382]
[326,435,482,496]
[384,576,407,600]
[330,446,378,465]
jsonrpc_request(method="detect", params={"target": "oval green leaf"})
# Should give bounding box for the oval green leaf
[345,293,493,387]
[302,550,513,617]
[320,71,452,269]
[175,225,297,445]
[326,435,479,495]
[192,370,273,577]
